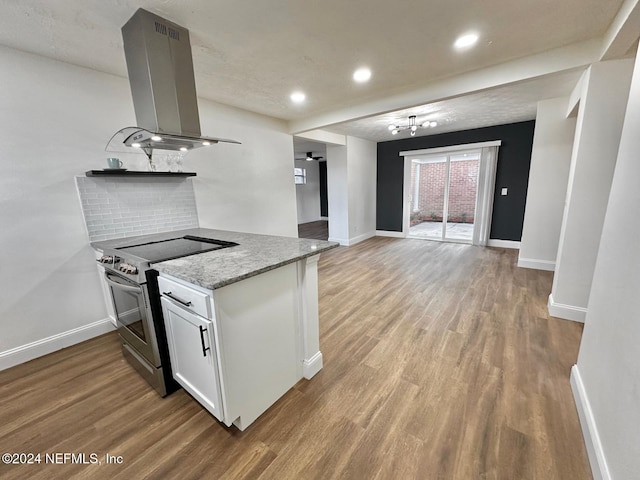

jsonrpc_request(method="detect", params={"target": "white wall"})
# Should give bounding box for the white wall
[518,97,576,271]
[326,145,349,244]
[346,136,377,243]
[190,100,298,238]
[294,159,321,224]
[0,46,126,365]
[572,47,640,480]
[326,137,377,245]
[0,45,297,367]
[549,59,634,322]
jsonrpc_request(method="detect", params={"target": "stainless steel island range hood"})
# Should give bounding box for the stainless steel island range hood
[107,8,239,159]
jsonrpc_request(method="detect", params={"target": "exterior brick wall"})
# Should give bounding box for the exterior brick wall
[410,160,479,225]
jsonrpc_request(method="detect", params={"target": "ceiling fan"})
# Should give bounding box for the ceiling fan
[296,151,325,161]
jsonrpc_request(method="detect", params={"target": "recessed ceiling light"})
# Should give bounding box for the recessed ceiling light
[353,68,372,83]
[290,91,306,103]
[131,142,141,148]
[202,141,211,146]
[179,147,188,152]
[454,33,479,49]
[151,135,162,141]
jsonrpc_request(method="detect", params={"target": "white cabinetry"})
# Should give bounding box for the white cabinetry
[160,291,223,421]
[158,258,321,431]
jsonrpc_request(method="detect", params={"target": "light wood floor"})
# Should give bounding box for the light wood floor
[0,237,591,479]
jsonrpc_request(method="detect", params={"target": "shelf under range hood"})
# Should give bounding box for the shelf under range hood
[85,170,196,177]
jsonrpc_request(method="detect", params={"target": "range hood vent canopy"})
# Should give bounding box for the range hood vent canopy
[107,8,239,158]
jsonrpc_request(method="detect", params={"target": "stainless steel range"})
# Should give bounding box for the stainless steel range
[98,235,238,396]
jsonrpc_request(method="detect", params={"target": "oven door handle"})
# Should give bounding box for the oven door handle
[104,273,143,294]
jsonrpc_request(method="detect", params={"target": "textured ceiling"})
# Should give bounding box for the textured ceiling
[0,0,623,124]
[327,70,585,142]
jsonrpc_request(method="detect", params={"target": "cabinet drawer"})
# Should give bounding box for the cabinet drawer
[158,276,212,319]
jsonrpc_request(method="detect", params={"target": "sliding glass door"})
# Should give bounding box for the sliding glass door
[403,141,499,246]
[409,154,448,240]
[408,150,479,243]
[445,151,480,241]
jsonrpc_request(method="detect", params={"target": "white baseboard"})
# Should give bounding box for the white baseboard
[571,365,610,480]
[517,256,556,271]
[298,217,324,225]
[487,239,521,249]
[348,231,376,245]
[0,318,115,371]
[320,216,329,221]
[329,231,376,246]
[375,230,406,238]
[328,236,349,246]
[302,351,323,379]
[548,294,587,322]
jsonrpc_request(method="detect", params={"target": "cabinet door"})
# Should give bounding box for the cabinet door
[161,297,223,421]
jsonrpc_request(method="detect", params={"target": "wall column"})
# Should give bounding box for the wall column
[326,144,349,244]
[518,97,576,271]
[571,43,640,480]
[327,136,377,245]
[549,59,634,321]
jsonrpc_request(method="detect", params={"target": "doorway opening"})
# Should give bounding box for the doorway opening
[293,138,329,241]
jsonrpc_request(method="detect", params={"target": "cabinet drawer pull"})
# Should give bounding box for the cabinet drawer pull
[163,291,192,307]
[199,326,211,357]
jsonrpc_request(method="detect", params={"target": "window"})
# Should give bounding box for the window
[294,167,307,185]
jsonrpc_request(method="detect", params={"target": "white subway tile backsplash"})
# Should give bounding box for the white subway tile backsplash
[75,176,199,242]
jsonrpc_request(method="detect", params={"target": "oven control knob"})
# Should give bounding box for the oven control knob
[99,255,113,264]
[118,263,138,275]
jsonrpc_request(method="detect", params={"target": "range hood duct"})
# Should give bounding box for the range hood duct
[108,8,239,159]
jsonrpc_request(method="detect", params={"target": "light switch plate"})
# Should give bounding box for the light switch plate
[501,188,508,196]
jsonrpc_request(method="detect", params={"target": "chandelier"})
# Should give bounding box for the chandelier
[388,115,437,136]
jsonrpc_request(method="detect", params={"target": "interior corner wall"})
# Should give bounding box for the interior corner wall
[377,121,535,241]
[550,59,634,320]
[294,159,321,224]
[346,136,377,243]
[326,145,349,244]
[573,47,640,480]
[0,44,297,366]
[190,100,298,238]
[518,97,576,271]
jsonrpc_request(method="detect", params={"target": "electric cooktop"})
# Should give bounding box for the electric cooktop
[117,235,238,263]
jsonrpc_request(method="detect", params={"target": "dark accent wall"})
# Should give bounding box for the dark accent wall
[319,161,328,217]
[377,120,535,241]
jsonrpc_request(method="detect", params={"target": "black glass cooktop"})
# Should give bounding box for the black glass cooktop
[117,235,238,263]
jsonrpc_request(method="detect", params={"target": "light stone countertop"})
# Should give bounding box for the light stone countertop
[92,228,339,290]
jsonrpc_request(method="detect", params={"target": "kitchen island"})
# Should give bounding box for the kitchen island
[93,228,338,430]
